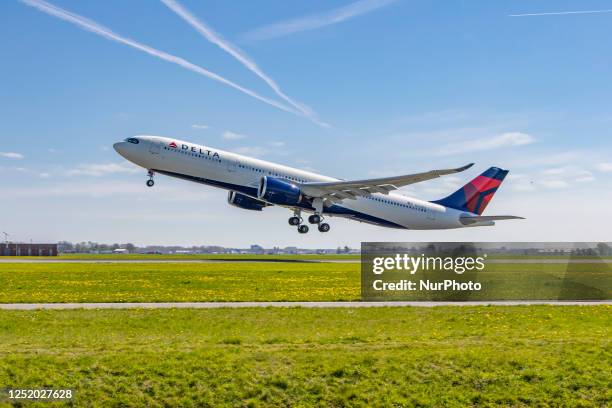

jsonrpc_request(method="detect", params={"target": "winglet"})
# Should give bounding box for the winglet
[435,163,474,177]
[456,163,475,172]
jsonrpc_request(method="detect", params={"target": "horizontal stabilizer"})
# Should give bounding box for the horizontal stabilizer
[459,215,525,225]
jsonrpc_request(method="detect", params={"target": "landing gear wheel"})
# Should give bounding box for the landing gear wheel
[146,179,155,187]
[308,214,321,224]
[318,223,330,233]
[288,216,301,226]
[298,225,309,234]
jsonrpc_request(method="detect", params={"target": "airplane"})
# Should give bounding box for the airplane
[113,135,523,233]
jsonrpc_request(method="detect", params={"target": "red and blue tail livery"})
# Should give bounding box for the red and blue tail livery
[432,167,509,215]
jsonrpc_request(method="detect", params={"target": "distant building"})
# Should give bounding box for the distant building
[0,243,58,256]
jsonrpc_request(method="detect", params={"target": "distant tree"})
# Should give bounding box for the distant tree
[596,243,612,256]
[125,243,136,253]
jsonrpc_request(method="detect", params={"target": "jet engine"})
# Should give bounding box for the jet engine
[257,176,302,206]
[227,191,270,211]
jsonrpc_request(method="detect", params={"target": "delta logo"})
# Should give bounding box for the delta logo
[168,142,178,148]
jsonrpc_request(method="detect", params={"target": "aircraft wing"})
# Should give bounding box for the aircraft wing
[298,163,474,204]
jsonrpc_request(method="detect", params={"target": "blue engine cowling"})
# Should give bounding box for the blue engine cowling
[258,176,302,206]
[227,191,269,211]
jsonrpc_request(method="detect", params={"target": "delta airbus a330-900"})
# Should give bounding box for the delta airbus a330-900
[114,135,523,233]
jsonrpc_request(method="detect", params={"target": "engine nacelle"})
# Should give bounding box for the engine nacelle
[258,176,302,206]
[227,191,269,211]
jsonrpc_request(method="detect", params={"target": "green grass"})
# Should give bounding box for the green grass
[0,261,610,303]
[0,306,610,407]
[0,262,359,302]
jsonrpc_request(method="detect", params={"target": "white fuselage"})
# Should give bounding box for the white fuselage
[114,135,471,230]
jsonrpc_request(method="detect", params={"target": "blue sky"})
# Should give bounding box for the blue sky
[1,0,611,247]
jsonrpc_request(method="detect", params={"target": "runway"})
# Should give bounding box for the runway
[0,301,609,310]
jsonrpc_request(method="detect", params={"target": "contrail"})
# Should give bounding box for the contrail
[509,9,612,17]
[243,0,397,41]
[159,0,329,128]
[19,0,300,116]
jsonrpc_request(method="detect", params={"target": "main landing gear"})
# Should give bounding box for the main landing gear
[289,211,310,234]
[146,170,155,187]
[289,206,330,234]
[308,214,330,232]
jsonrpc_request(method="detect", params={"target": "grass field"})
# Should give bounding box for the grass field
[0,306,610,407]
[0,261,610,302]
[0,262,357,303]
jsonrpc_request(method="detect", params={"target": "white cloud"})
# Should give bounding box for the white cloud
[542,167,568,175]
[67,162,140,177]
[438,132,535,156]
[540,180,570,189]
[596,162,612,172]
[192,124,209,129]
[575,175,595,183]
[242,0,397,41]
[269,141,285,147]
[516,166,596,190]
[222,131,247,140]
[0,152,24,159]
[542,166,594,180]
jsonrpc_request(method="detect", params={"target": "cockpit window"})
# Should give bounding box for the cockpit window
[125,138,139,144]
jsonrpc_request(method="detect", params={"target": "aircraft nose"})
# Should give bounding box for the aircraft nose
[113,141,127,156]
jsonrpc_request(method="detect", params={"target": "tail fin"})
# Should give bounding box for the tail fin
[432,167,509,215]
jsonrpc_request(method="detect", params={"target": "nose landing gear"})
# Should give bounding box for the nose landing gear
[146,170,155,187]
